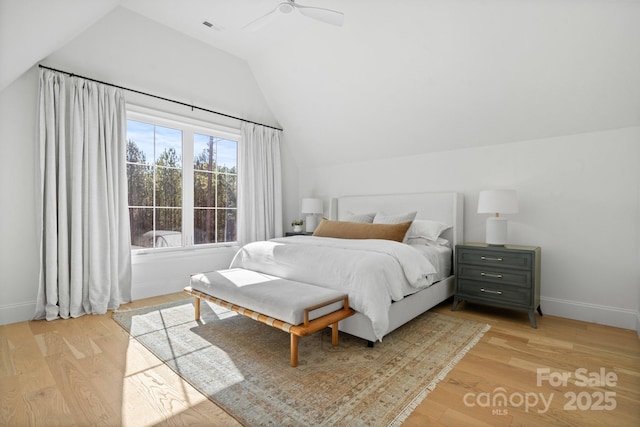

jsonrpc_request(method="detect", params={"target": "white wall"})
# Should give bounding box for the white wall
[0,68,40,324]
[637,163,640,338]
[293,128,640,331]
[0,7,279,324]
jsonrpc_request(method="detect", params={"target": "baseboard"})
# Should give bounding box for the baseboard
[0,300,36,326]
[131,280,187,301]
[540,296,637,331]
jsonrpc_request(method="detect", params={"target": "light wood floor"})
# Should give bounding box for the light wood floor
[1,294,639,426]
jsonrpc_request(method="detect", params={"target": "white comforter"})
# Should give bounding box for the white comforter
[229,236,438,340]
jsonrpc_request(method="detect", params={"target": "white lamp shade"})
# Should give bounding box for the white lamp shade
[301,198,323,214]
[477,190,518,215]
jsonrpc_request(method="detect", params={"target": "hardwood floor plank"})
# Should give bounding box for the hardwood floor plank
[22,385,74,427]
[0,336,16,378]
[0,376,31,427]
[438,406,499,427]
[45,349,117,425]
[76,352,127,425]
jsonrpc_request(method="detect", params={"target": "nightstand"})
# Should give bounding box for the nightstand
[452,243,542,328]
[284,232,314,236]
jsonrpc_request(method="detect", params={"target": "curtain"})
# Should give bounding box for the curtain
[237,123,283,246]
[34,69,131,321]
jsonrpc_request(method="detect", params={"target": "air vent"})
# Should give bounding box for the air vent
[202,21,213,28]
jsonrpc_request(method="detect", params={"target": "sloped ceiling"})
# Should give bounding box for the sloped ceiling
[0,0,121,92]
[3,0,640,167]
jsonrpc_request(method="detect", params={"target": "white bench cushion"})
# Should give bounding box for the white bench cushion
[190,268,347,325]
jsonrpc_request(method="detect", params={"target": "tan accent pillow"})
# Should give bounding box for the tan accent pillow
[312,219,412,242]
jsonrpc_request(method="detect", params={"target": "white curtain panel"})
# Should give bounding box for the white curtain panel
[34,69,132,321]
[238,123,283,245]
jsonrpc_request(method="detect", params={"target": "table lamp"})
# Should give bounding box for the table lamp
[301,198,323,233]
[477,190,518,245]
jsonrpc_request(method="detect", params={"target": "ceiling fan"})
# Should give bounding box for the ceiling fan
[243,0,344,30]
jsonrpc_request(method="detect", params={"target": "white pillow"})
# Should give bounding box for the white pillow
[405,219,451,242]
[344,212,376,223]
[373,211,417,224]
[406,236,451,248]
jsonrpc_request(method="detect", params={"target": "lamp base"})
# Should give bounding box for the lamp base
[486,217,508,246]
[305,214,318,233]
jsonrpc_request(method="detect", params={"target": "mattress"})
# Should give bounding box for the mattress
[407,244,452,284]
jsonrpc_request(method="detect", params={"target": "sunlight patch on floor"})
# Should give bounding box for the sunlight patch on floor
[120,320,244,426]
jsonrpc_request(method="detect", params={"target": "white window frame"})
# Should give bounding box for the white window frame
[127,105,241,255]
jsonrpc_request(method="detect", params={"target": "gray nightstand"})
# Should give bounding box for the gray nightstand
[452,243,542,328]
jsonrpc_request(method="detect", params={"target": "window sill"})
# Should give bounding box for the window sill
[131,244,239,265]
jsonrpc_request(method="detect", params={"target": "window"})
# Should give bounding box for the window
[193,134,237,244]
[126,110,238,251]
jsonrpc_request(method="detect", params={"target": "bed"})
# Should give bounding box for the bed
[190,191,463,345]
[329,191,463,343]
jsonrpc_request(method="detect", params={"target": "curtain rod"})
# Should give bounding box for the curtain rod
[38,64,283,132]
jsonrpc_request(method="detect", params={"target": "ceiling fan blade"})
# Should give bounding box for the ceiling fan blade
[242,5,280,31]
[295,4,344,27]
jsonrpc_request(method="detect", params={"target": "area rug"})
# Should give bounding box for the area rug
[113,299,489,426]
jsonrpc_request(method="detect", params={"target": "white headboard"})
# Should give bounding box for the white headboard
[329,192,464,247]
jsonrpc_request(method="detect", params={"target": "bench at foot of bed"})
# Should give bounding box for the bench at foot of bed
[185,268,355,367]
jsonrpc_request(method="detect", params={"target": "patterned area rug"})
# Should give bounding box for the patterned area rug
[113,299,489,426]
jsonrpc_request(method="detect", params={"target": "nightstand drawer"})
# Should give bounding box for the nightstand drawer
[457,248,532,270]
[458,279,532,306]
[457,265,531,287]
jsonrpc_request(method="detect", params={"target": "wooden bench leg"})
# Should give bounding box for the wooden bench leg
[331,323,339,346]
[290,334,299,367]
[194,296,201,320]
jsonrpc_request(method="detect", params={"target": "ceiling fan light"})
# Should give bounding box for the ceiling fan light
[279,3,294,14]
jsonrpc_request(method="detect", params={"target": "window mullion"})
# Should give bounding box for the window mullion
[183,128,195,247]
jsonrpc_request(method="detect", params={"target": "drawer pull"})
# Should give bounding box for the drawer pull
[481,256,503,262]
[481,272,503,279]
[480,288,503,295]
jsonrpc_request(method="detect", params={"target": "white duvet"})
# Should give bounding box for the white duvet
[229,236,438,340]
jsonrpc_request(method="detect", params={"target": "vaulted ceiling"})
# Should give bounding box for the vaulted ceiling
[2,0,640,167]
